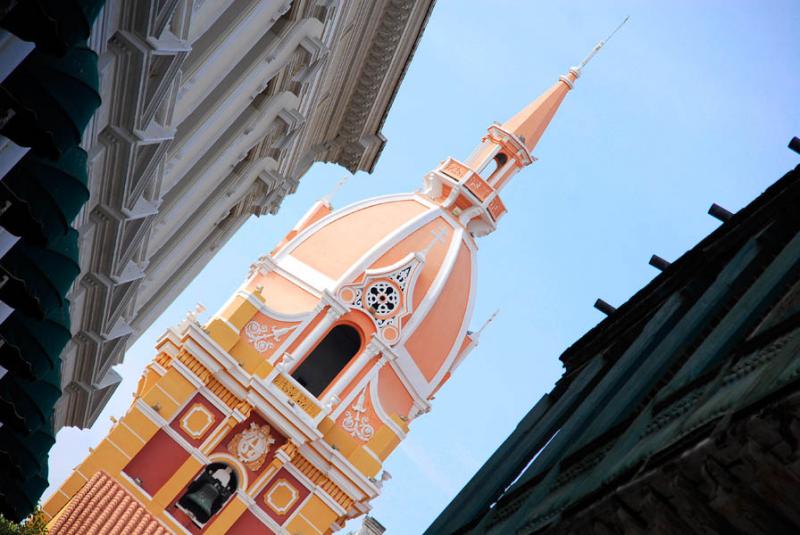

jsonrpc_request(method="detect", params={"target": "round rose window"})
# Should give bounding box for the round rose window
[364,280,400,318]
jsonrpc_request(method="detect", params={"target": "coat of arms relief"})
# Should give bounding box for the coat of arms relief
[227,422,276,471]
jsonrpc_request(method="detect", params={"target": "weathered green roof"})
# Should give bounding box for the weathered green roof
[429,163,800,534]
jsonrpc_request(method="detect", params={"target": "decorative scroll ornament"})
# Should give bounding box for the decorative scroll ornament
[244,320,295,353]
[337,251,428,344]
[227,422,275,471]
[342,389,374,442]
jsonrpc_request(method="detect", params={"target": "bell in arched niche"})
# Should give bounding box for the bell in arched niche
[177,462,238,526]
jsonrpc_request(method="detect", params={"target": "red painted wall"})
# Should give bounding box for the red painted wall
[228,510,277,535]
[123,429,189,496]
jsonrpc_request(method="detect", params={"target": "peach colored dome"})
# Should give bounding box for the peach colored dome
[265,192,478,392]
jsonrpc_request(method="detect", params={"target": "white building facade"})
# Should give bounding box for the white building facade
[57,0,435,430]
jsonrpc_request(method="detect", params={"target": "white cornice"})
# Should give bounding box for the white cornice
[299,440,380,500]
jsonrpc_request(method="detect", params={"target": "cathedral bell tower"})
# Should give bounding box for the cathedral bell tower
[42,31,620,534]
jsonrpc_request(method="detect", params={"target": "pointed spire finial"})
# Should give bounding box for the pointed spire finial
[573,16,629,76]
[321,175,350,206]
[499,18,628,156]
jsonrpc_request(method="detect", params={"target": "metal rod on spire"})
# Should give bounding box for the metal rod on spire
[575,16,629,73]
[475,309,499,338]
[321,175,350,204]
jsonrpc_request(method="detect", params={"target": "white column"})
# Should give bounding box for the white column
[285,304,343,368]
[490,157,519,190]
[320,336,389,408]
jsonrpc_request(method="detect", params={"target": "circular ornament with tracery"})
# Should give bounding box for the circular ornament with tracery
[364,279,401,318]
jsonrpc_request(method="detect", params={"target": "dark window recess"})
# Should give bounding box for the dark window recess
[292,325,361,397]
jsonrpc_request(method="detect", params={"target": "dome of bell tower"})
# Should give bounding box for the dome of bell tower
[243,190,478,414]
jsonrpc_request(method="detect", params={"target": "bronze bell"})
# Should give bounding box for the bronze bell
[178,480,220,524]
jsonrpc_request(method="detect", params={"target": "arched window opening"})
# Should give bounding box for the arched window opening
[481,152,508,182]
[177,462,238,526]
[292,324,361,397]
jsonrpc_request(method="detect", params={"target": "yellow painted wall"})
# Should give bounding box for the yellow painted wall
[209,495,248,532]
[43,403,164,520]
[367,418,404,460]
[347,446,381,478]
[152,455,204,508]
[285,494,338,535]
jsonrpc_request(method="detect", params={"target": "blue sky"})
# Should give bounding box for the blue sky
[47,1,799,533]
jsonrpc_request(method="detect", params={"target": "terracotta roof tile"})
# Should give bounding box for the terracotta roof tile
[50,471,169,535]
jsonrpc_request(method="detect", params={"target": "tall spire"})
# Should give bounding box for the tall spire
[502,17,628,155]
[425,20,627,238]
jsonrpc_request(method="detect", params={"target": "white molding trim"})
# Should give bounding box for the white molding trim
[221,317,241,336]
[169,360,232,416]
[368,374,407,440]
[238,491,286,533]
[119,471,155,502]
[154,383,182,408]
[275,193,419,260]
[259,257,325,299]
[278,254,337,292]
[248,464,279,497]
[300,440,378,500]
[387,345,429,407]
[362,445,383,466]
[399,226,465,343]
[430,244,479,389]
[106,436,133,460]
[207,452,250,490]
[245,381,324,443]
[283,461,347,517]
[237,290,313,323]
[179,403,216,439]
[119,417,147,445]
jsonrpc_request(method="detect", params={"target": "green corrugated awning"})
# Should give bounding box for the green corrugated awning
[0,303,71,379]
[0,422,51,521]
[1,0,105,56]
[0,43,100,159]
[0,360,61,434]
[0,146,89,246]
[0,422,55,479]
[0,2,105,522]
[0,468,49,521]
[0,228,79,320]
